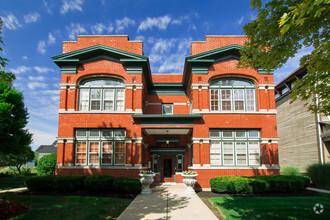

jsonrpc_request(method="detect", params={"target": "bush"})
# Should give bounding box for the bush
[306,163,330,187]
[0,199,28,219]
[245,177,269,194]
[84,175,115,192]
[53,175,86,192]
[281,166,300,176]
[25,175,57,191]
[21,167,33,176]
[113,177,141,194]
[255,175,304,193]
[210,176,249,194]
[37,153,57,176]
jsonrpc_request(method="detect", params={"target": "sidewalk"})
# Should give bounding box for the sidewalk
[0,187,28,194]
[117,183,218,220]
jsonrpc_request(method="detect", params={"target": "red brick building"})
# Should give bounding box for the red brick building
[52,35,279,189]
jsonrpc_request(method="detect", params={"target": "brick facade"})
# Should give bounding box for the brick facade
[53,35,279,189]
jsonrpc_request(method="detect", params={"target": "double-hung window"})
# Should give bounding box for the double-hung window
[78,78,125,111]
[75,128,126,166]
[209,129,260,166]
[210,78,256,112]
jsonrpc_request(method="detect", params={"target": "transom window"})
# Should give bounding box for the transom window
[210,78,256,112]
[209,129,260,166]
[79,78,125,111]
[75,128,126,166]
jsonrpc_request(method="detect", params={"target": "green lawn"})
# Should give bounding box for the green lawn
[0,176,33,190]
[3,194,131,220]
[210,193,330,219]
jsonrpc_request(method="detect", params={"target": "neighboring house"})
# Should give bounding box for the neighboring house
[36,141,57,161]
[275,67,330,172]
[52,35,279,189]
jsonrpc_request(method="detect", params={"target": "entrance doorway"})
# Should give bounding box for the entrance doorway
[162,157,174,182]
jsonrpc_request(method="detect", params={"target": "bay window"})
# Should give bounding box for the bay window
[78,78,125,111]
[75,128,126,165]
[210,78,256,112]
[209,129,260,166]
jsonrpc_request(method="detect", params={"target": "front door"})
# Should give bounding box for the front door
[163,157,174,182]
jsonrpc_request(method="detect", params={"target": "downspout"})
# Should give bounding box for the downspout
[315,93,324,164]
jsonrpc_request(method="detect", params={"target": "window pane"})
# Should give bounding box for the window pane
[82,78,124,86]
[210,130,220,138]
[89,142,99,165]
[234,89,244,111]
[223,142,234,165]
[246,89,255,111]
[210,141,221,165]
[91,89,101,99]
[115,142,125,152]
[222,130,233,138]
[76,141,87,165]
[210,78,254,87]
[89,130,99,137]
[102,142,112,164]
[79,89,89,111]
[248,130,259,138]
[114,130,125,137]
[210,89,219,111]
[116,100,124,111]
[235,130,246,138]
[76,130,87,137]
[103,89,114,99]
[89,142,99,152]
[102,130,113,138]
[236,142,247,165]
[162,104,173,115]
[76,142,87,152]
[104,100,114,110]
[221,90,232,111]
[115,141,125,164]
[91,100,100,110]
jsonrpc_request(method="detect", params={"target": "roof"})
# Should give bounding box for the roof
[36,141,57,153]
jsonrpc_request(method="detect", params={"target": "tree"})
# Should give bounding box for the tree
[238,0,330,116]
[0,18,32,154]
[37,153,57,176]
[0,145,34,175]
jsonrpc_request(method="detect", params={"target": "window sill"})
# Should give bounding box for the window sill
[57,165,148,169]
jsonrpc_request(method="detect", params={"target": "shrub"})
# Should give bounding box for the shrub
[21,167,33,176]
[37,153,57,176]
[281,166,300,176]
[113,177,141,194]
[255,175,304,193]
[25,175,57,191]
[306,163,330,187]
[53,175,86,192]
[210,176,249,194]
[245,177,269,194]
[84,175,115,192]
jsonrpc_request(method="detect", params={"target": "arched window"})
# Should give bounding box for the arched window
[79,77,125,111]
[209,78,256,112]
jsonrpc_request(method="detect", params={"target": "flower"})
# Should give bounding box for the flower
[183,170,197,175]
[139,170,155,175]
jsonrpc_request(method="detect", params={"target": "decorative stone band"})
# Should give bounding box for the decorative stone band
[258,84,276,90]
[59,83,76,90]
[191,83,209,90]
[126,83,143,90]
[126,137,143,144]
[189,164,280,170]
[56,137,75,143]
[56,165,148,169]
[261,138,279,144]
[192,137,210,144]
[58,109,142,114]
[192,109,277,114]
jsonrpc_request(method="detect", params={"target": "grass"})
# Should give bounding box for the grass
[2,193,131,220]
[210,193,330,219]
[0,176,35,190]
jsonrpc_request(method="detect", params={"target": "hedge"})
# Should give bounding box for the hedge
[25,175,57,191]
[37,153,57,176]
[84,175,115,192]
[210,175,309,194]
[307,163,330,187]
[113,177,141,194]
[53,175,86,192]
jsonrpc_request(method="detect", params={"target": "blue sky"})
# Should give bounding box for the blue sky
[0,0,310,150]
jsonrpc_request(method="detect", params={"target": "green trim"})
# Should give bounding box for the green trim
[126,66,143,74]
[191,66,208,74]
[132,114,202,125]
[61,67,77,74]
[257,68,274,75]
[187,44,243,61]
[149,90,186,95]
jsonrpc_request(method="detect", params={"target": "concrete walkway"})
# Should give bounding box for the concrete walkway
[0,187,28,194]
[117,183,218,220]
[307,187,330,194]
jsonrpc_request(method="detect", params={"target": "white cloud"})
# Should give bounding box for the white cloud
[9,66,31,74]
[28,82,47,90]
[23,12,40,24]
[29,128,57,150]
[43,0,53,14]
[115,17,136,33]
[2,13,22,30]
[37,41,46,54]
[66,23,87,40]
[138,15,171,32]
[134,35,145,41]
[237,16,244,25]
[22,56,28,60]
[60,0,84,14]
[48,33,56,45]
[29,76,45,81]
[91,23,113,35]
[34,66,56,73]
